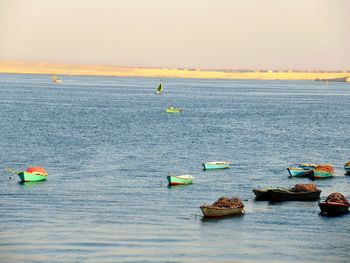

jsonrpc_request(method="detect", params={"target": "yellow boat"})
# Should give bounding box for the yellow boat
[52,74,63,83]
[166,107,182,113]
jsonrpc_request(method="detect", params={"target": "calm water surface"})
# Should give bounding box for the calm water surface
[0,74,349,262]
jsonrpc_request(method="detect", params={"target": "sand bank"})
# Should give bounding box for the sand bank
[0,60,349,81]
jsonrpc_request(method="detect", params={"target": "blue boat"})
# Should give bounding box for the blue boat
[203,161,230,170]
[287,167,314,177]
[287,163,317,177]
[344,161,350,175]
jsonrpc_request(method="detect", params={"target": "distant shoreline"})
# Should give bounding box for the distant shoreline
[1,60,349,81]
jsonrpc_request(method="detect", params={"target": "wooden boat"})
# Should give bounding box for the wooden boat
[287,167,314,177]
[202,161,230,170]
[287,163,317,177]
[319,202,349,215]
[253,187,289,200]
[310,164,335,179]
[18,167,48,182]
[319,192,349,215]
[200,205,244,218]
[167,174,193,186]
[254,183,321,201]
[344,161,350,175]
[166,107,182,113]
[155,82,163,94]
[52,74,63,83]
[267,188,321,201]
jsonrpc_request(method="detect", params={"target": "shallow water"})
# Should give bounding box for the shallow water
[0,74,349,262]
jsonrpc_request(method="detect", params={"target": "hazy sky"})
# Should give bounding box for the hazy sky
[0,0,349,70]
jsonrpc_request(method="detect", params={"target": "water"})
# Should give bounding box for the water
[0,73,349,262]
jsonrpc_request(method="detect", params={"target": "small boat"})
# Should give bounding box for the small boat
[166,106,182,113]
[202,161,230,170]
[344,161,350,175]
[200,205,244,217]
[319,192,349,215]
[253,184,321,201]
[200,197,244,218]
[52,74,63,83]
[167,174,193,186]
[17,167,48,182]
[267,188,321,201]
[287,167,314,177]
[155,82,163,94]
[287,163,317,177]
[319,202,349,215]
[310,164,335,179]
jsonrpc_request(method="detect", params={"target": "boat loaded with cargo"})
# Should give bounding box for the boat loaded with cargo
[200,197,244,218]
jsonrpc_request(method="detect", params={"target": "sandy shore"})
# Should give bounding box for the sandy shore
[0,60,349,81]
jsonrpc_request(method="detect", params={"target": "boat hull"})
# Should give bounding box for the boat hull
[18,172,47,182]
[166,108,181,113]
[344,166,350,175]
[287,167,313,177]
[167,175,193,186]
[200,205,244,218]
[203,162,230,170]
[311,170,334,179]
[319,202,350,215]
[253,189,270,200]
[267,189,321,201]
[253,188,289,200]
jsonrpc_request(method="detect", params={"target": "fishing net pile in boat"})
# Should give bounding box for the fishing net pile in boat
[26,167,47,174]
[325,192,349,204]
[345,161,350,166]
[293,183,318,192]
[315,164,334,172]
[212,197,244,208]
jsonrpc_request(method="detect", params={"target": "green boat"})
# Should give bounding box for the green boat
[18,171,47,182]
[166,106,182,113]
[17,167,48,182]
[167,174,193,186]
[310,164,335,179]
[203,161,230,170]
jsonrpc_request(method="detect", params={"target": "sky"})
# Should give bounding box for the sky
[0,0,349,70]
